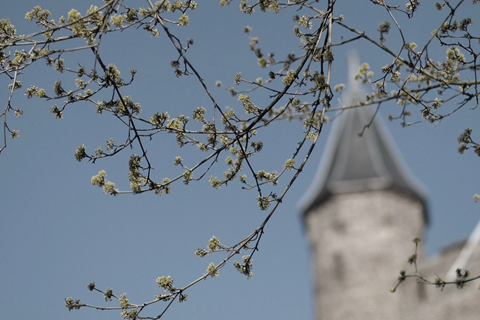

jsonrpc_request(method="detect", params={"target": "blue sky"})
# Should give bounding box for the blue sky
[1,1,479,320]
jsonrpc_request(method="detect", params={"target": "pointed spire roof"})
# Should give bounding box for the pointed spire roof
[298,52,428,222]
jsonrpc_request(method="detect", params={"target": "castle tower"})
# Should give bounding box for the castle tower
[298,54,428,320]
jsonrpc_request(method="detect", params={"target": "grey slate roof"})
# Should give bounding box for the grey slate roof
[298,54,428,222]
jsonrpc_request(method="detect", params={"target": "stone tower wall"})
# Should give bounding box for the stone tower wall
[305,189,425,320]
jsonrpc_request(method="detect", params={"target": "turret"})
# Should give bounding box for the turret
[298,53,428,320]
